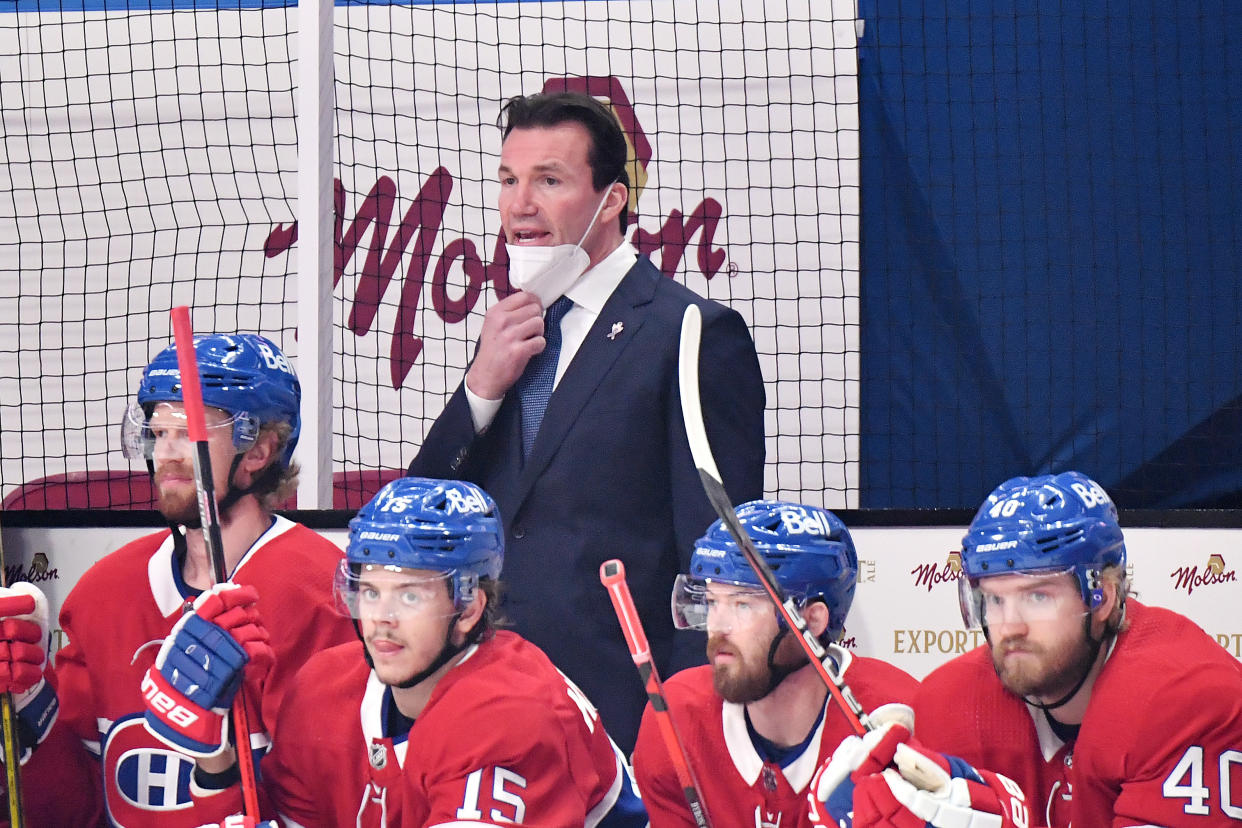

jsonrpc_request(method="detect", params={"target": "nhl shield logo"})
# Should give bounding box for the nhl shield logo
[370,738,388,770]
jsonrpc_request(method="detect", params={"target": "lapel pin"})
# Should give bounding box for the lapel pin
[607,321,624,340]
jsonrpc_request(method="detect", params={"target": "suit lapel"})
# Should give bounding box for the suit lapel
[514,260,660,500]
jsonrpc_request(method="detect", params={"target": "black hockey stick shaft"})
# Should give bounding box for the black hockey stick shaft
[0,512,24,828]
[171,307,263,818]
[676,304,872,737]
[600,559,712,828]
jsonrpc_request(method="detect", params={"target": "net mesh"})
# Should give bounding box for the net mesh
[0,0,860,510]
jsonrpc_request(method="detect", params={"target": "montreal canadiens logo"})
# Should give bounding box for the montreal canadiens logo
[103,716,196,821]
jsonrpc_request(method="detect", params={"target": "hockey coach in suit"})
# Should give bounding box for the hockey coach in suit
[409,90,766,752]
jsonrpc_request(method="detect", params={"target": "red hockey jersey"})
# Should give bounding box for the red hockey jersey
[633,652,919,828]
[55,517,356,827]
[0,668,104,827]
[261,631,647,828]
[914,601,1242,827]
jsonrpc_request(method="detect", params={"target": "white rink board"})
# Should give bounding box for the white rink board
[6,523,1240,678]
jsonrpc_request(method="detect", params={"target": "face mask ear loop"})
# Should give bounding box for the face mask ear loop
[575,180,618,249]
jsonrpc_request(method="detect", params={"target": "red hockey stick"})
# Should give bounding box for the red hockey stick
[600,559,712,828]
[676,304,872,737]
[170,307,262,818]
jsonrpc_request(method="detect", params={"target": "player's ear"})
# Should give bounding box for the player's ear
[802,600,831,639]
[453,589,487,640]
[237,428,279,479]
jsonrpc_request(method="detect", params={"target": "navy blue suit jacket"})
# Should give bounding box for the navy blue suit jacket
[408,255,765,751]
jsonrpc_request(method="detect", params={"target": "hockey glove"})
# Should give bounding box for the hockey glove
[874,741,1031,828]
[0,584,58,762]
[808,704,916,827]
[143,583,273,759]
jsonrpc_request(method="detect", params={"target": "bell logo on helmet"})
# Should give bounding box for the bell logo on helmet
[254,341,295,374]
[444,487,489,516]
[1069,480,1111,509]
[777,507,833,537]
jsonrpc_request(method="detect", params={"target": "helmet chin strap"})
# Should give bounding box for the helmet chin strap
[217,454,285,515]
[395,615,468,689]
[763,628,802,695]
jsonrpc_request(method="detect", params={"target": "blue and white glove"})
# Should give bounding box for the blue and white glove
[142,583,272,759]
[0,583,58,762]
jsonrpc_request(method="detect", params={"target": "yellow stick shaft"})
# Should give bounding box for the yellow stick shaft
[0,515,24,827]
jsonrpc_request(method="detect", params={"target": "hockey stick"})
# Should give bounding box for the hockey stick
[599,559,712,828]
[0,513,25,828]
[676,304,872,737]
[170,307,262,818]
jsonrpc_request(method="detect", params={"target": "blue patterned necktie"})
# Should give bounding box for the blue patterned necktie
[516,295,574,457]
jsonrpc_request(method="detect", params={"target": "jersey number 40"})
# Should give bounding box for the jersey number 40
[1162,745,1242,818]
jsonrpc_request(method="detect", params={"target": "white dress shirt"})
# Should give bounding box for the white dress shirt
[465,242,639,433]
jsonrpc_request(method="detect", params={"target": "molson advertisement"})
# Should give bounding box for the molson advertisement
[838,527,1241,678]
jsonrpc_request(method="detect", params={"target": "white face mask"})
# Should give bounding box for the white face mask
[505,185,614,308]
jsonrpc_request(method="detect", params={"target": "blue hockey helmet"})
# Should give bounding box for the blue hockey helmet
[127,333,302,467]
[959,471,1126,626]
[674,500,858,641]
[338,477,504,612]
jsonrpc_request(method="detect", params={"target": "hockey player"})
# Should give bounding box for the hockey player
[0,333,358,827]
[185,476,648,827]
[632,500,918,828]
[813,471,1242,827]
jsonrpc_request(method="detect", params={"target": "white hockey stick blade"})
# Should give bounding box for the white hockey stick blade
[677,303,872,735]
[678,304,787,595]
[678,304,781,589]
[678,304,724,487]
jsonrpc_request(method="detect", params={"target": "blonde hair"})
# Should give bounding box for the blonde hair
[1100,564,1131,633]
[250,421,299,509]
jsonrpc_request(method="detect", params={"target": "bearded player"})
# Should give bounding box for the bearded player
[2,334,357,826]
[814,471,1242,827]
[632,499,918,827]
